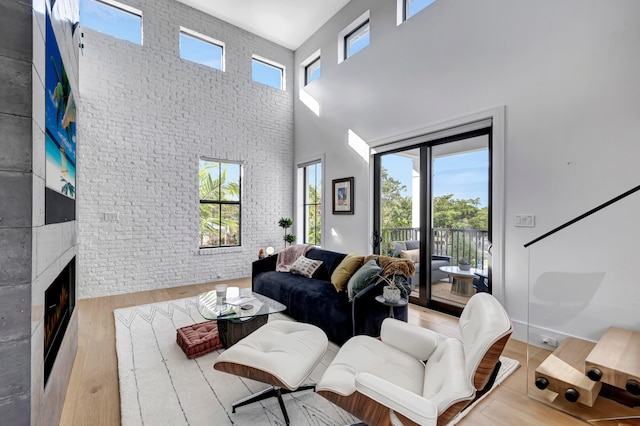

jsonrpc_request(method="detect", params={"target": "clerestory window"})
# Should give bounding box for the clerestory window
[80,0,142,44]
[252,56,285,90]
[180,28,224,71]
[400,0,437,23]
[338,10,370,63]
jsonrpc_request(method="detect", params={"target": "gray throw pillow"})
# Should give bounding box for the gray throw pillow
[347,259,383,301]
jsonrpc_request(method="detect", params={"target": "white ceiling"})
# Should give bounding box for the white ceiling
[176,0,352,50]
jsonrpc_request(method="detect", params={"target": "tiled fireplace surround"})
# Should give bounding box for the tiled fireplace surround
[0,1,80,425]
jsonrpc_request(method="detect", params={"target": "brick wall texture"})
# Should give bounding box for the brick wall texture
[78,0,294,298]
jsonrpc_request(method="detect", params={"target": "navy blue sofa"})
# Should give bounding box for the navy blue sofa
[252,248,408,345]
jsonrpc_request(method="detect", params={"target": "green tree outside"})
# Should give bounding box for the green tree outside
[199,162,240,247]
[379,166,488,264]
[306,184,322,245]
[433,194,488,230]
[432,194,488,266]
[380,168,412,254]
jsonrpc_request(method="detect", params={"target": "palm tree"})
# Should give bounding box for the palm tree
[199,163,240,247]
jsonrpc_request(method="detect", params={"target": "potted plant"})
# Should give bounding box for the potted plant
[278,217,296,248]
[381,273,402,303]
[458,257,471,271]
[376,270,412,303]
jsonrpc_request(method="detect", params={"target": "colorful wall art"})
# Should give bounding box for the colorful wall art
[45,9,77,223]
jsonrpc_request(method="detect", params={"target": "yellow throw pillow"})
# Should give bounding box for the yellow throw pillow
[399,249,420,263]
[331,253,365,292]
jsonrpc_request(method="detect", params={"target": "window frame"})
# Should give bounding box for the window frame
[179,27,225,71]
[81,0,143,44]
[338,10,370,64]
[304,56,321,86]
[398,0,437,25]
[251,55,286,90]
[344,19,370,60]
[297,157,324,247]
[198,158,242,249]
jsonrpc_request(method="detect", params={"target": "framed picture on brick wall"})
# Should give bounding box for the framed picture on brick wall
[332,177,354,215]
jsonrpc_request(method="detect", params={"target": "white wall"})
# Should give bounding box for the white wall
[78,0,294,298]
[293,0,640,336]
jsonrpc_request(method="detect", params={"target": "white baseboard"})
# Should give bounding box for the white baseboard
[511,319,595,351]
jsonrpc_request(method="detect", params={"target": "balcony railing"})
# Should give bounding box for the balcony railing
[383,227,489,268]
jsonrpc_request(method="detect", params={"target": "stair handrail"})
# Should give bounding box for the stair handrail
[524,184,640,248]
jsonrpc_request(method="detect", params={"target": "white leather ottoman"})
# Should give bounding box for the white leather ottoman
[213,320,328,425]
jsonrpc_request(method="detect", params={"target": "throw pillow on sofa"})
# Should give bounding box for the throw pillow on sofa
[290,256,323,278]
[331,253,365,292]
[399,249,420,263]
[347,258,382,301]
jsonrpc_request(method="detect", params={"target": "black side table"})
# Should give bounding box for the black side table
[374,295,408,319]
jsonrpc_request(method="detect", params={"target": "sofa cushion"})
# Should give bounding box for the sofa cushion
[405,240,420,250]
[389,241,407,257]
[347,259,382,301]
[288,279,352,345]
[431,259,450,270]
[290,256,323,278]
[331,253,365,292]
[306,248,347,281]
[399,249,420,263]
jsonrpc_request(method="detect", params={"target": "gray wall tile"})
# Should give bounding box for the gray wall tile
[0,114,32,172]
[0,284,30,342]
[0,338,30,400]
[0,228,31,287]
[0,0,32,62]
[0,171,32,229]
[0,56,32,118]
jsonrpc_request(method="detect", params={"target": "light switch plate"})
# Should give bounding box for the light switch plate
[515,214,535,227]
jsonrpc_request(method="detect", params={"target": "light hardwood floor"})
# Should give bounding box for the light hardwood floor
[59,277,590,426]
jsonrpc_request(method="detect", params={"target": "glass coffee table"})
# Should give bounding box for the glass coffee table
[197,287,286,347]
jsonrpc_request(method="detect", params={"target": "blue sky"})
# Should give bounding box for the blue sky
[383,151,489,207]
[407,0,437,19]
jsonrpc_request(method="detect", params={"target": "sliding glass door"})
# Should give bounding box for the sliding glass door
[373,127,492,315]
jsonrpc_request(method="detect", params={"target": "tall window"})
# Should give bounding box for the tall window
[80,0,142,44]
[252,56,285,90]
[301,162,322,245]
[199,159,241,248]
[180,28,224,71]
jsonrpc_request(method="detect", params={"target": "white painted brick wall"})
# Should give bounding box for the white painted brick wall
[77,0,294,298]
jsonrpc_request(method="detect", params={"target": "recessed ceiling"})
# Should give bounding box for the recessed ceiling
[176,0,352,50]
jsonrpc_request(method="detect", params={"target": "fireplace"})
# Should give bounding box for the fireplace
[44,257,76,386]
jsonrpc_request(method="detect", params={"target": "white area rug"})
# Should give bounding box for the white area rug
[114,297,519,426]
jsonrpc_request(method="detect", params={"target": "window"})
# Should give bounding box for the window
[180,28,224,71]
[345,20,370,59]
[199,159,241,248]
[252,56,285,90]
[305,57,321,85]
[400,0,437,23]
[300,161,322,245]
[338,10,370,63]
[80,0,142,44]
